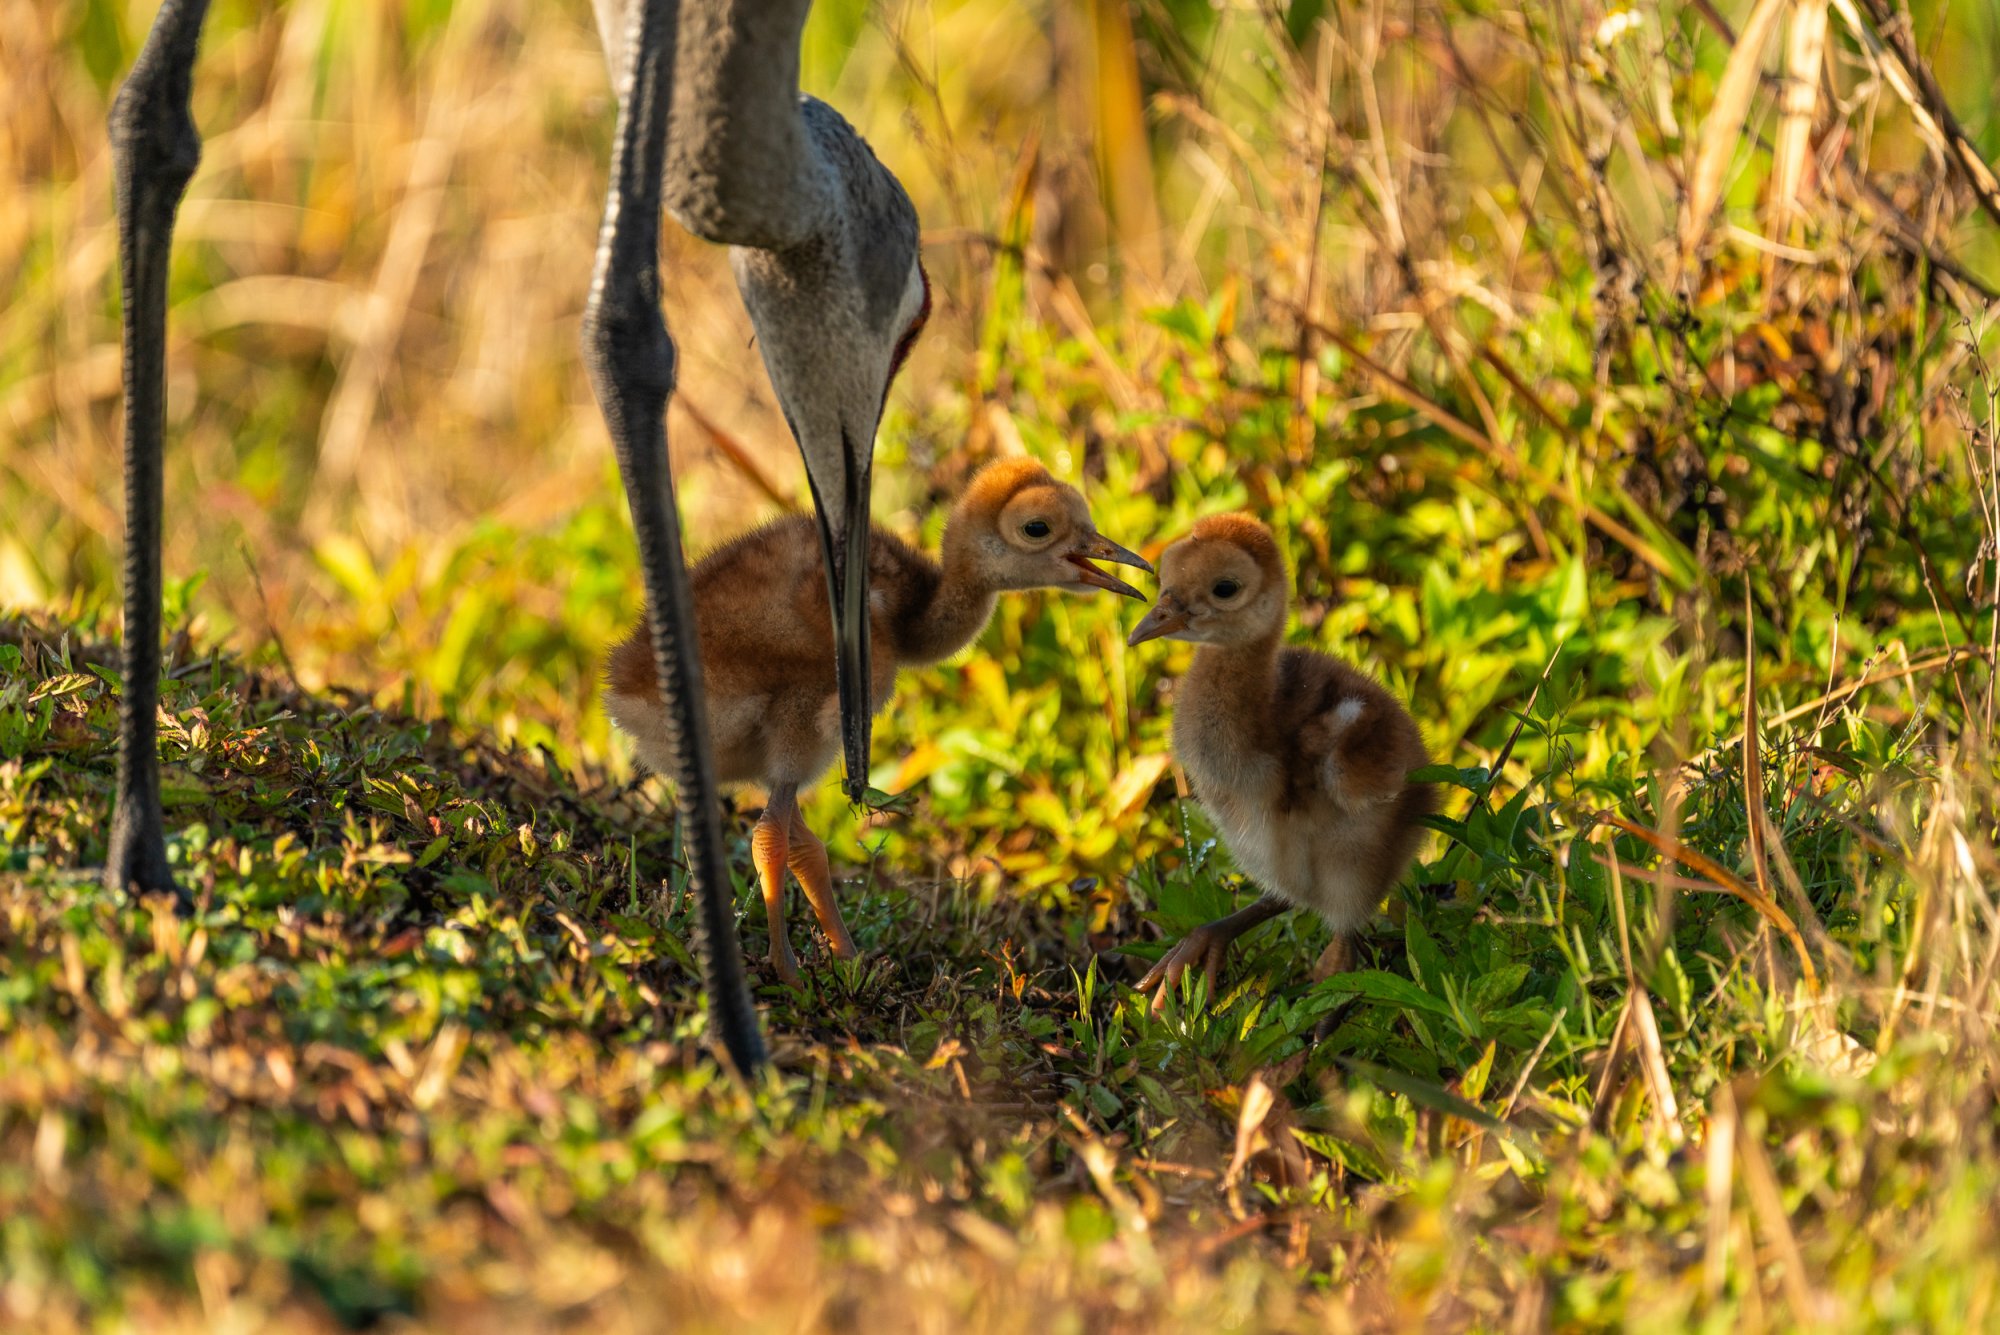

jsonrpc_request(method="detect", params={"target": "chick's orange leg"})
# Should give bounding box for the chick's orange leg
[1311,932,1355,982]
[1308,932,1361,1042]
[752,790,804,988]
[787,810,857,961]
[1138,895,1289,1013]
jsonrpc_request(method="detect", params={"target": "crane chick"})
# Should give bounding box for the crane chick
[607,458,1150,987]
[1125,514,1434,1009]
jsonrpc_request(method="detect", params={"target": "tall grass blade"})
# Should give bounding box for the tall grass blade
[1766,0,1828,249]
[1684,0,1787,263]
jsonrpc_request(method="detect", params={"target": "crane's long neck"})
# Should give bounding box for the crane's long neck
[896,519,1000,666]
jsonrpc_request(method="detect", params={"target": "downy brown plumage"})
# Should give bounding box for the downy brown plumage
[1126,514,1434,1008]
[607,457,1150,986]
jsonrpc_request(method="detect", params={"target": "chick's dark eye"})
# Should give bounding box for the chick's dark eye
[1212,579,1241,599]
[1023,519,1052,539]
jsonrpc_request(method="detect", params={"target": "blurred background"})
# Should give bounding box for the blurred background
[6,0,1999,897]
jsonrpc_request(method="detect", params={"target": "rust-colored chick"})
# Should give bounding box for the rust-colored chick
[607,458,1150,986]
[1125,514,1434,1009]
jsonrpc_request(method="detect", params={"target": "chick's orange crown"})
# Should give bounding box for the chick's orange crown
[959,456,1060,510]
[1184,514,1285,580]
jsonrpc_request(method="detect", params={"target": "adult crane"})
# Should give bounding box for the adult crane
[103,0,930,1076]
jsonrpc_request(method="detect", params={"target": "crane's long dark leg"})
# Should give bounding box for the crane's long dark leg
[104,0,212,900]
[581,0,765,1074]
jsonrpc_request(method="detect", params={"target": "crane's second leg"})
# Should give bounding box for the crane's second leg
[105,0,213,900]
[581,0,766,1074]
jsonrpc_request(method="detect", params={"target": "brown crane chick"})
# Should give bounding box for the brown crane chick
[1125,515,1434,1010]
[607,458,1150,986]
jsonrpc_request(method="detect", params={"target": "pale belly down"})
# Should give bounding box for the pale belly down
[607,689,839,790]
[608,676,896,794]
[1200,790,1397,936]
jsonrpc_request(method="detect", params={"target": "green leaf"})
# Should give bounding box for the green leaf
[1404,917,1450,995]
[1406,763,1490,790]
[1338,1058,1518,1138]
[1314,969,1455,1019]
[1468,962,1530,1012]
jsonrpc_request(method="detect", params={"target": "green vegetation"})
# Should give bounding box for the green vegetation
[8,0,2000,1327]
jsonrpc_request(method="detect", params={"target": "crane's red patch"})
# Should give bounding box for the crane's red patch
[883,262,931,408]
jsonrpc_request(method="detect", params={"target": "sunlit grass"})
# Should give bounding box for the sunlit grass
[7,0,2000,1325]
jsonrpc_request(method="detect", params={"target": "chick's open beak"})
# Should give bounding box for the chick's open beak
[1064,532,1152,599]
[1127,593,1191,646]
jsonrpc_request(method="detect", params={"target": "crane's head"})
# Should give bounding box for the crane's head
[731,98,930,801]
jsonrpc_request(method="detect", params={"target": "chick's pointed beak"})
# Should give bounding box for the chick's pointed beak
[1064,532,1152,599]
[1127,593,1191,646]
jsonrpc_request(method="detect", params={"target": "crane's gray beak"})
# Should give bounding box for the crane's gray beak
[812,459,875,804]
